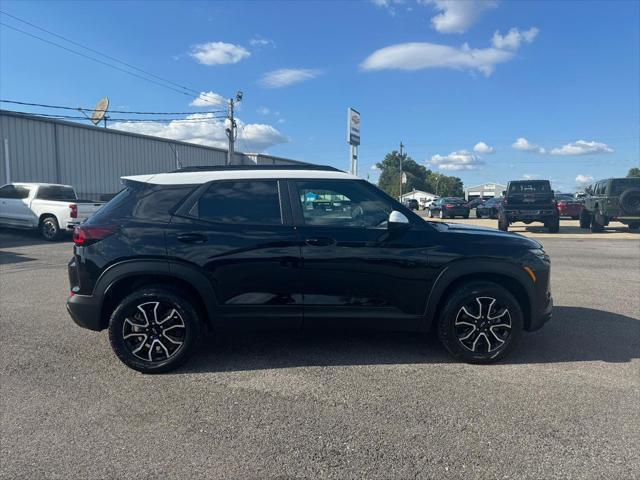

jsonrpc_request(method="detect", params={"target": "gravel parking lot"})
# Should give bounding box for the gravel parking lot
[1,226,639,479]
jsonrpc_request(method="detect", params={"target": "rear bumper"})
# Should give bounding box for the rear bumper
[504,209,557,221]
[66,293,105,331]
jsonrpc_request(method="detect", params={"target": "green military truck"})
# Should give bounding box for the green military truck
[580,177,640,232]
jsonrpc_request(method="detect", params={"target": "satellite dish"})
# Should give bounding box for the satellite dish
[91,97,109,126]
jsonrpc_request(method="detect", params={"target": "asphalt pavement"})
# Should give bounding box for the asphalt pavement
[1,228,639,479]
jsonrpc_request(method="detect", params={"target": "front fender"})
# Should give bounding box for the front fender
[422,258,535,331]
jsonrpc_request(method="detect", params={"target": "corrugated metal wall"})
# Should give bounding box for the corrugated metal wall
[0,111,305,199]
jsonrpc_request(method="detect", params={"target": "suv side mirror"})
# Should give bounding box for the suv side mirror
[388,210,410,231]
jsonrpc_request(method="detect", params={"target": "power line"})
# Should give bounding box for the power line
[0,10,224,106]
[2,110,227,123]
[0,99,225,115]
[0,20,223,107]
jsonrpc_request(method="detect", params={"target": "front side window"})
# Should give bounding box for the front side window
[295,180,393,228]
[193,180,282,225]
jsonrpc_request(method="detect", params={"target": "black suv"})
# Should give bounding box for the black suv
[66,165,552,373]
[498,180,559,233]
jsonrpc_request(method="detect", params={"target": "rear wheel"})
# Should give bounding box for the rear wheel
[579,210,592,229]
[476,211,483,219]
[438,281,523,363]
[439,210,446,219]
[498,214,509,232]
[40,216,61,241]
[108,287,202,373]
[547,214,560,233]
[591,210,605,233]
[428,209,434,218]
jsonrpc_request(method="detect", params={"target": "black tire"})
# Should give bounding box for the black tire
[437,281,523,364]
[476,211,483,219]
[40,216,61,241]
[579,210,592,229]
[463,214,469,219]
[547,214,560,233]
[428,209,434,218]
[498,213,509,232]
[108,287,202,373]
[591,210,605,233]
[439,210,446,219]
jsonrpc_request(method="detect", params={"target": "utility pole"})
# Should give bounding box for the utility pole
[399,141,404,200]
[226,91,243,166]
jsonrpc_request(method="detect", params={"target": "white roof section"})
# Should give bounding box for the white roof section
[122,169,358,185]
[13,182,74,188]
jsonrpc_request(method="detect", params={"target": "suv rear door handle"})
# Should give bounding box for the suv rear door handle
[305,237,336,247]
[176,233,208,244]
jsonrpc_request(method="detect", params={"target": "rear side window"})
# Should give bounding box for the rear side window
[191,180,282,225]
[36,186,76,200]
[86,182,194,224]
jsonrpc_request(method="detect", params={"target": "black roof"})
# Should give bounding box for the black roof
[172,164,342,173]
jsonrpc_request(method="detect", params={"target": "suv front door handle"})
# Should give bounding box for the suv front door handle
[176,233,208,244]
[305,237,336,247]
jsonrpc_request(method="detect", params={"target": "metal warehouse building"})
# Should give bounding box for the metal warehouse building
[0,110,306,199]
[464,182,506,201]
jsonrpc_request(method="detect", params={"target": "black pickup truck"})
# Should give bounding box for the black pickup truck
[498,180,559,233]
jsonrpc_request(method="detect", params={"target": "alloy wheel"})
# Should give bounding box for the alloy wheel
[122,301,186,362]
[454,296,512,353]
[42,220,57,239]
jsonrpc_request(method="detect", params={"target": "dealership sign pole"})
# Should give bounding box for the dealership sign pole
[347,107,360,175]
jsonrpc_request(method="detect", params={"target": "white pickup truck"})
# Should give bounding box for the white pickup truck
[0,183,104,240]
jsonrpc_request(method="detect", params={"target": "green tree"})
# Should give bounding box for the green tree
[627,167,640,178]
[426,172,464,197]
[376,150,433,198]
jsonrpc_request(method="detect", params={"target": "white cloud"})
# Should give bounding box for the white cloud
[512,137,546,154]
[249,36,275,48]
[428,150,484,170]
[425,0,497,34]
[259,68,322,88]
[257,106,271,115]
[521,174,539,180]
[550,140,614,156]
[190,91,225,107]
[492,27,539,50]
[189,42,250,65]
[370,0,405,16]
[473,141,494,154]
[361,41,514,76]
[112,114,288,152]
[575,174,594,186]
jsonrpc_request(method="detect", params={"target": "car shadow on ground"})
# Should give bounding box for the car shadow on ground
[179,306,639,374]
[0,250,37,266]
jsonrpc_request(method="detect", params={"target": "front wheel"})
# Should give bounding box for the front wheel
[591,210,605,233]
[547,215,560,233]
[108,287,202,373]
[579,210,592,229]
[438,281,523,363]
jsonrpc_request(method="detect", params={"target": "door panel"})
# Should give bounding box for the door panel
[166,179,302,329]
[290,179,435,330]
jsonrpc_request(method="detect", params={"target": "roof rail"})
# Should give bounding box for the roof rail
[171,164,342,173]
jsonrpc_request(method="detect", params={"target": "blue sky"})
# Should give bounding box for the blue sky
[1,0,638,192]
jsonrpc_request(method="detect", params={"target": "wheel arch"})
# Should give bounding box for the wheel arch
[95,260,218,331]
[423,260,534,332]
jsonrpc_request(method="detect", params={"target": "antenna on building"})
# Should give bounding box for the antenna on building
[90,97,109,128]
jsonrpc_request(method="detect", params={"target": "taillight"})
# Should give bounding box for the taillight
[69,204,78,218]
[444,204,454,208]
[73,225,117,246]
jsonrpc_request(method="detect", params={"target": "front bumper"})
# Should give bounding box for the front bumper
[66,293,105,331]
[529,291,553,331]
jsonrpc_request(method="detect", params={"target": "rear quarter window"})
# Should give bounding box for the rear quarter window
[36,186,76,200]
[86,182,194,224]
